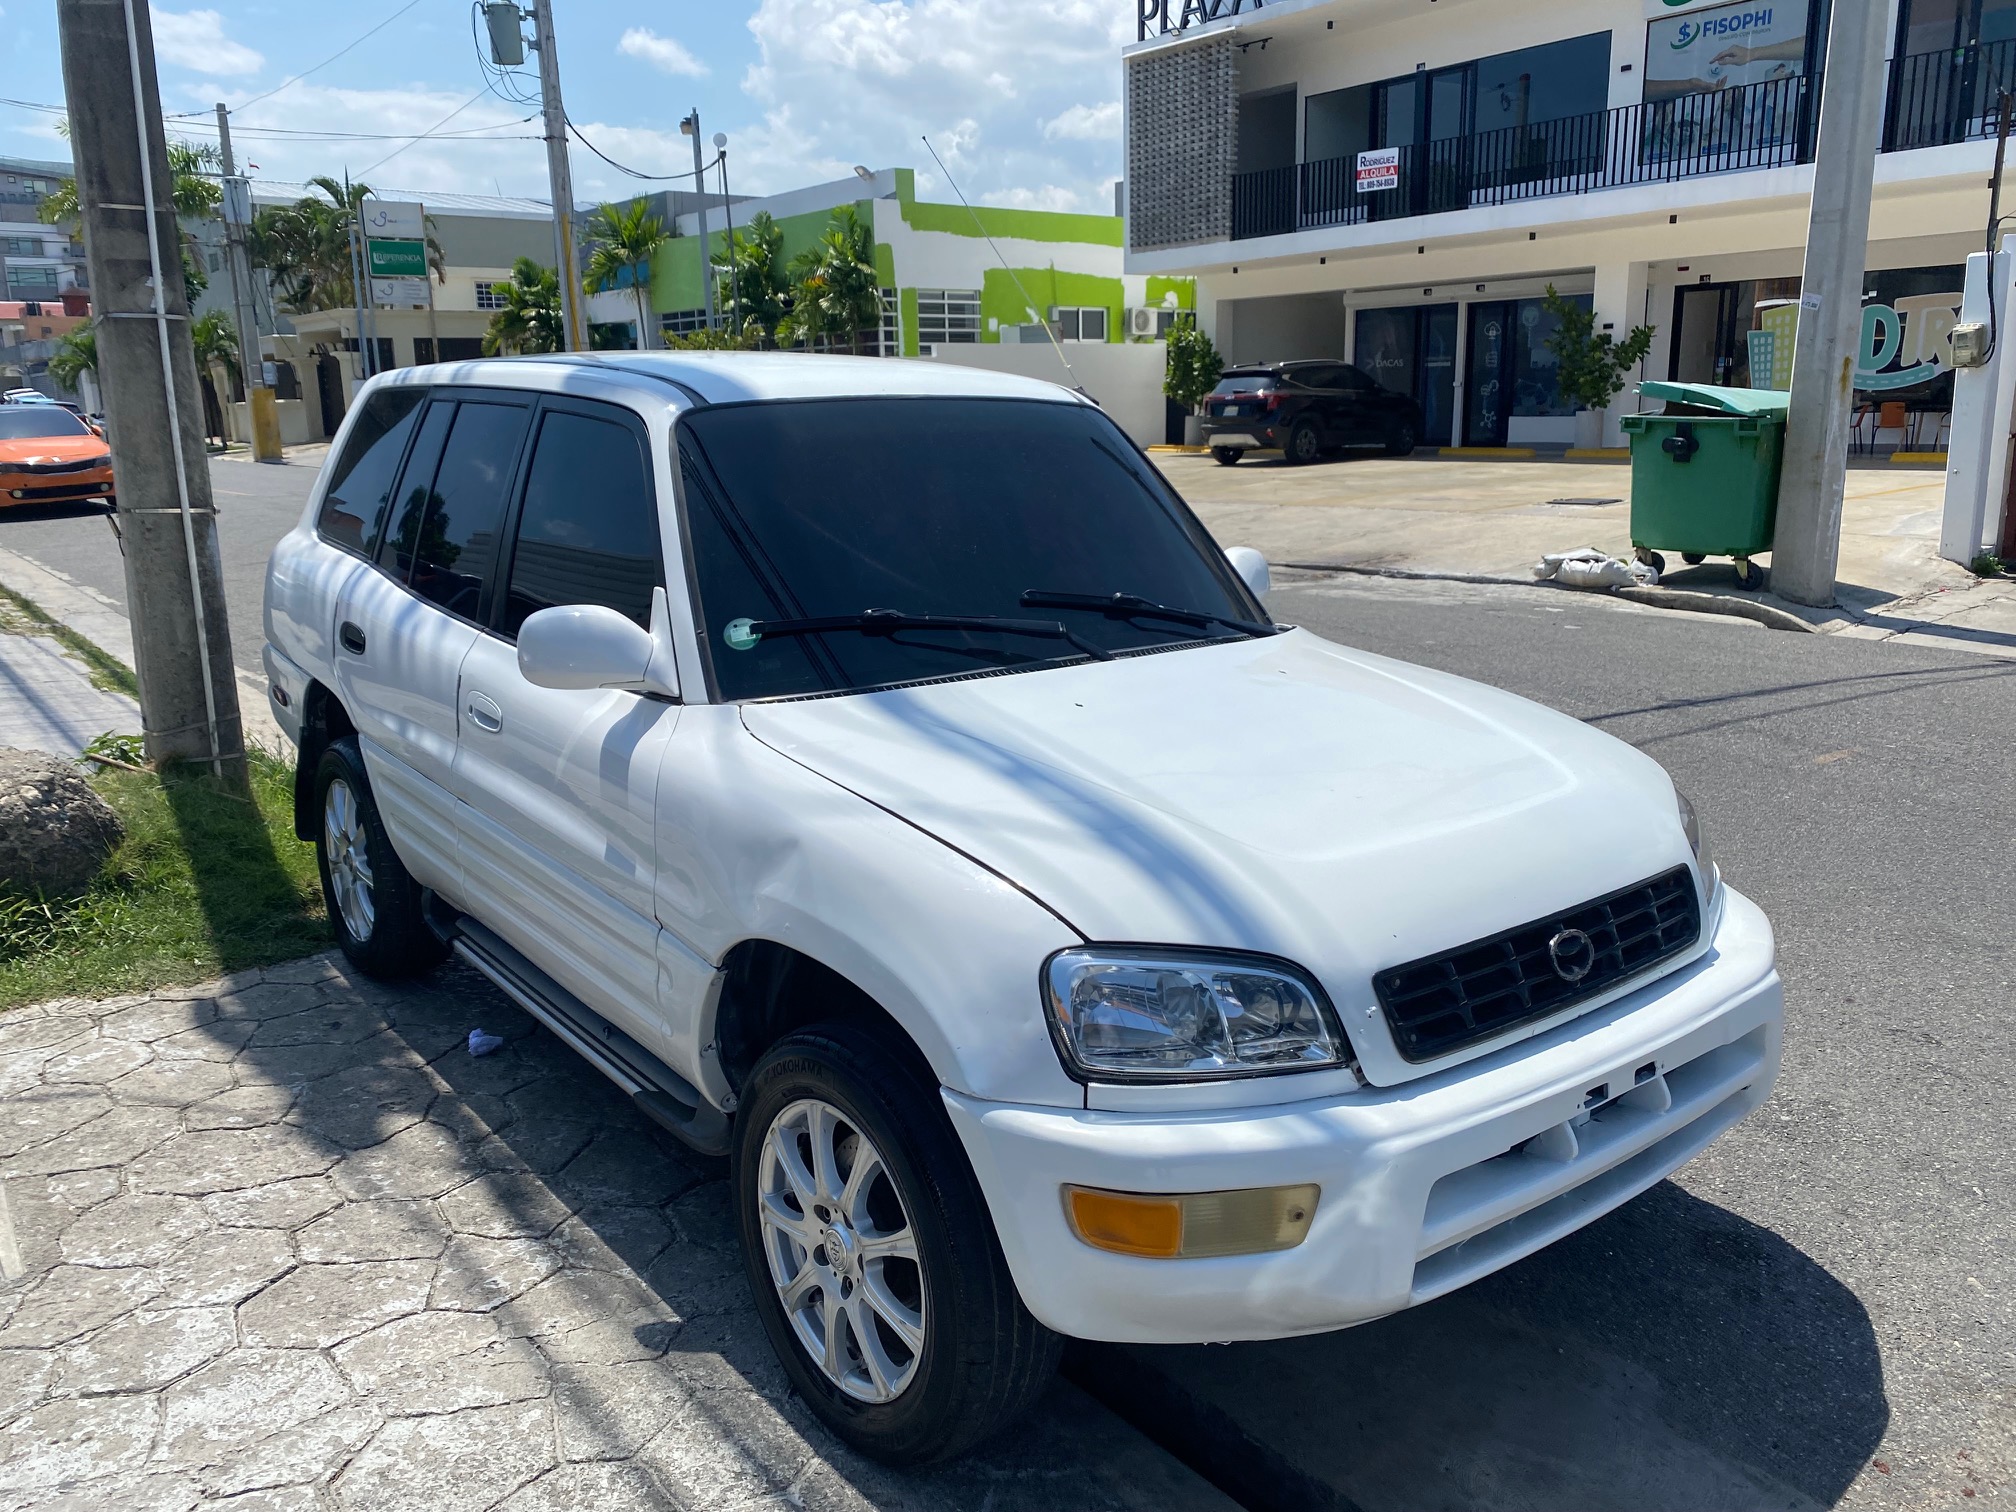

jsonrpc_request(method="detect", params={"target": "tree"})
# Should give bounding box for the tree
[782,207,883,354]
[190,310,239,446]
[1541,284,1655,414]
[481,258,562,355]
[249,177,445,315]
[1163,321,1223,412]
[45,324,97,391]
[581,199,669,351]
[716,211,790,345]
[40,133,219,298]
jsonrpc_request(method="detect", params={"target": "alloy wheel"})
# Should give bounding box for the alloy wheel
[322,777,376,941]
[757,1097,926,1403]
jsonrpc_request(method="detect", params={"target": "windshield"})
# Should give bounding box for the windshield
[0,408,92,440]
[677,397,1261,701]
[1210,374,1277,396]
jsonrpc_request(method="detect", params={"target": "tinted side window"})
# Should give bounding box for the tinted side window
[407,400,529,622]
[501,409,661,639]
[317,388,424,553]
[1338,365,1378,390]
[379,401,456,582]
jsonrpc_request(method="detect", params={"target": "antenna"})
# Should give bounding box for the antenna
[920,134,1079,390]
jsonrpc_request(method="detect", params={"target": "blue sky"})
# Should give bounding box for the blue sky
[1,1,1130,211]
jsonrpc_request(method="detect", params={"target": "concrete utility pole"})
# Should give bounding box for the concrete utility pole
[56,0,244,779]
[683,109,717,332]
[215,102,282,462]
[1773,2,1892,607]
[530,0,585,352]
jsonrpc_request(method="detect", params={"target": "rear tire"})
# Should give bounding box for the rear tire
[313,735,447,979]
[733,1021,1060,1464]
[1285,419,1321,466]
[1211,447,1243,466]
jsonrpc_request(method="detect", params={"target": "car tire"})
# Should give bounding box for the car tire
[1384,420,1420,457]
[1285,419,1321,465]
[313,735,447,979]
[1211,446,1243,466]
[733,1021,1061,1465]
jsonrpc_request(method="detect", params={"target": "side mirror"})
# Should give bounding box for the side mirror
[518,604,658,692]
[1225,546,1271,600]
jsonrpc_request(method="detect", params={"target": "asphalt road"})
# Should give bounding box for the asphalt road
[2,463,2010,1507]
[1105,575,2012,1512]
[0,449,318,677]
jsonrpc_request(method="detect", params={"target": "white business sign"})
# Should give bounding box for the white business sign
[360,198,424,240]
[1356,147,1400,192]
[371,276,430,307]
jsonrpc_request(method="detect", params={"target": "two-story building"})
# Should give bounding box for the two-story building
[1125,0,2011,450]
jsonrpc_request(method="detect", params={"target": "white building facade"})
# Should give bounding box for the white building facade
[1125,0,2012,450]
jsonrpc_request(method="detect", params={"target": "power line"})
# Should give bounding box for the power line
[356,85,496,177]
[566,114,718,183]
[2,93,534,148]
[224,0,430,118]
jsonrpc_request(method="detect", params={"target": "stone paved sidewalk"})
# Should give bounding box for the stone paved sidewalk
[0,954,1234,1512]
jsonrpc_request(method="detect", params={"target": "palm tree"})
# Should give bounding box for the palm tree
[45,324,97,391]
[481,258,562,355]
[715,211,790,345]
[249,176,446,315]
[581,199,670,351]
[40,134,220,297]
[784,207,884,355]
[191,310,240,445]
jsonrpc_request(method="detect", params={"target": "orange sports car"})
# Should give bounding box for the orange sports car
[0,403,114,508]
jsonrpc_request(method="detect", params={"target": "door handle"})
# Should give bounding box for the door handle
[465,692,503,732]
[338,620,366,655]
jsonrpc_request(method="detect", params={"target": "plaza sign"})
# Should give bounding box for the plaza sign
[1136,0,1264,42]
[366,238,427,278]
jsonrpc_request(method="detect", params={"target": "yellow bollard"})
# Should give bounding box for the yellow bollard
[249,387,284,463]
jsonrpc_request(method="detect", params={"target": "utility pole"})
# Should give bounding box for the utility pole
[215,103,281,462]
[56,0,244,779]
[1773,2,1892,607]
[682,109,716,331]
[529,0,585,352]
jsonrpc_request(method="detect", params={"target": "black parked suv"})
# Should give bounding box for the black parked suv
[1200,361,1422,466]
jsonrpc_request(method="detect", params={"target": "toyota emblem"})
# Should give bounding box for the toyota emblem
[1548,927,1597,983]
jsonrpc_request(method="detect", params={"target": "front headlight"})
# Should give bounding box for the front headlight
[1676,787,1721,907]
[1043,948,1345,1081]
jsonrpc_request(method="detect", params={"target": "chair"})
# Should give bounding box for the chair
[1872,400,1911,454]
[1850,398,1878,455]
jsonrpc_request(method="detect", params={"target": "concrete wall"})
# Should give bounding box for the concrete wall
[1218,293,1352,366]
[919,341,1169,447]
[228,397,319,446]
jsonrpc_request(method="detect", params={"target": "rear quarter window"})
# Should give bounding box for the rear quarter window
[317,388,425,555]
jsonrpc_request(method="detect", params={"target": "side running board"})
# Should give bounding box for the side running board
[424,895,732,1157]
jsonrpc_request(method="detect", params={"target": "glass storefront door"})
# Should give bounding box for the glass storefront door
[1355,305,1459,447]
[1464,302,1513,447]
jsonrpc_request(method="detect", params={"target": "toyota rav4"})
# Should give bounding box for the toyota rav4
[263,353,1783,1464]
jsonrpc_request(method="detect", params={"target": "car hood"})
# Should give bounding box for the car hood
[0,434,109,467]
[739,630,1698,1084]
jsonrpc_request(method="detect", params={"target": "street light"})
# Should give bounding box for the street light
[714,131,739,339]
[679,109,715,331]
[853,164,873,182]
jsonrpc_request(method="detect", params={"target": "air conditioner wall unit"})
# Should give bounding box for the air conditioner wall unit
[1128,306,1158,337]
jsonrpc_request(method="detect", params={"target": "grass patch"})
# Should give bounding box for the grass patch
[0,584,138,698]
[0,749,327,1008]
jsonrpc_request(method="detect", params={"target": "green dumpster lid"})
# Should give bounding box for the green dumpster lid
[1637,380,1791,417]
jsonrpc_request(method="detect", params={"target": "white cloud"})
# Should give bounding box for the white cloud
[733,0,1131,211]
[618,28,709,78]
[150,6,264,76]
[1043,102,1120,142]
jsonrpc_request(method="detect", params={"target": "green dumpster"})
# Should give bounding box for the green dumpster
[1619,380,1788,589]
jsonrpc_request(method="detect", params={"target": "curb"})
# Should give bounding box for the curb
[1275,560,1817,631]
[0,546,289,754]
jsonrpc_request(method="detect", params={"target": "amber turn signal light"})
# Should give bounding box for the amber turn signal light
[1063,1183,1320,1260]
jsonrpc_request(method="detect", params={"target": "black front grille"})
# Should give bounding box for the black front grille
[1374,868,1701,1063]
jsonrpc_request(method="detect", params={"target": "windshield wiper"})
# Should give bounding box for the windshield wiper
[1020,589,1277,639]
[722,606,1115,661]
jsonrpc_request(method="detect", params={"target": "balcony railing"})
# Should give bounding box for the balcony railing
[1887,37,2016,151]
[1233,74,1815,240]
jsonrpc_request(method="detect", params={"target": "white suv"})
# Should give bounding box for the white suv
[264,354,1783,1463]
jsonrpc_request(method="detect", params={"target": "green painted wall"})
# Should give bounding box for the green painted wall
[899,287,920,357]
[650,198,894,314]
[980,268,1126,343]
[1145,276,1195,312]
[900,196,1124,248]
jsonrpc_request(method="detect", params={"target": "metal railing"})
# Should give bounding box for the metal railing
[1233,73,1815,240]
[1886,38,2016,151]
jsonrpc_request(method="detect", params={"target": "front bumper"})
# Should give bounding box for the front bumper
[945,885,1782,1344]
[1,469,115,505]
